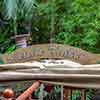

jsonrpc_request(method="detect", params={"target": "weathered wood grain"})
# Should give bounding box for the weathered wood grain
[1,44,100,64]
[0,71,100,88]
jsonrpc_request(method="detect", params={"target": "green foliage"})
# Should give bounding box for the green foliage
[1,0,100,53]
[30,0,100,53]
[31,0,66,43]
[0,20,16,53]
[53,0,100,53]
[3,0,36,34]
[0,0,36,53]
[3,0,36,20]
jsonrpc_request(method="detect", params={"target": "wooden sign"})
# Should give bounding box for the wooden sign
[0,44,100,64]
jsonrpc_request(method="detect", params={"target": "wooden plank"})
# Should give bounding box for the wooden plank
[1,44,99,64]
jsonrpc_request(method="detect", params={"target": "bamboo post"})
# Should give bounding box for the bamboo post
[16,81,40,100]
[61,85,63,100]
[63,88,71,100]
[80,89,85,100]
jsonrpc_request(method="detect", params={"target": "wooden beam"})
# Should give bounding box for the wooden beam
[0,71,100,88]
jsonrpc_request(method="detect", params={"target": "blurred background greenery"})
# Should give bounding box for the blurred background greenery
[0,0,100,53]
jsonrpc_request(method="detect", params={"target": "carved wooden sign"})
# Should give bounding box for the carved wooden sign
[0,44,100,64]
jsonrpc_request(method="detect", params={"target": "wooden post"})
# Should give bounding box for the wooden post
[61,85,63,100]
[63,87,71,100]
[80,89,85,100]
[11,34,30,48]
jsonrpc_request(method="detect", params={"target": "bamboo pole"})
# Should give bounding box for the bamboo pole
[0,62,45,70]
[1,62,100,71]
[16,81,40,100]
[13,67,100,75]
[0,71,100,88]
[1,61,100,89]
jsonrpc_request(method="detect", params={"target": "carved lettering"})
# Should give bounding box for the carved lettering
[32,48,44,57]
[1,44,98,64]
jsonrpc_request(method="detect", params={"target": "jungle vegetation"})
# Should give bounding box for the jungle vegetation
[0,0,100,53]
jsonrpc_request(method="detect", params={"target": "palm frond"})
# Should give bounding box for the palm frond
[3,0,36,20]
[3,0,18,19]
[21,0,36,20]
